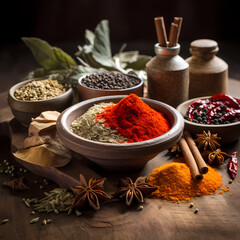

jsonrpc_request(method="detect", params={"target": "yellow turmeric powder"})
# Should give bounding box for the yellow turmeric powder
[148,162,222,202]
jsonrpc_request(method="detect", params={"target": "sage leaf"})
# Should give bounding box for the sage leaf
[85,29,95,45]
[114,51,139,64]
[92,20,114,67]
[22,37,77,70]
[125,55,151,70]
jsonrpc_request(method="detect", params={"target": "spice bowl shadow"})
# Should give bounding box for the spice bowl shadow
[78,73,144,101]
[8,79,73,127]
[176,96,240,144]
[57,95,184,172]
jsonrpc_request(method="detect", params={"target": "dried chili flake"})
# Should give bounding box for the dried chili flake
[228,152,238,179]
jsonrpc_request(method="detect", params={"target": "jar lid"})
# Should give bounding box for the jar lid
[190,39,218,54]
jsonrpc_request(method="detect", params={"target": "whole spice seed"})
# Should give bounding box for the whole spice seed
[14,79,67,101]
[81,72,141,90]
[185,94,240,125]
[42,219,47,225]
[189,203,194,208]
[26,188,75,214]
[30,217,40,224]
[0,219,9,225]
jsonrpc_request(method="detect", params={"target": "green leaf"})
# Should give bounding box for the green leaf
[125,55,151,70]
[22,37,77,70]
[114,51,139,64]
[92,20,114,67]
[85,29,95,45]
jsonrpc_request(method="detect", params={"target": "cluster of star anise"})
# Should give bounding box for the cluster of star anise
[194,130,229,165]
[71,174,157,211]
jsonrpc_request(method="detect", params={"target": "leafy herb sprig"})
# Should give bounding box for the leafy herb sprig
[22,20,151,89]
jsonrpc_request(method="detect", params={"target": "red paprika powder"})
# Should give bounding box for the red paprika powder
[97,94,170,143]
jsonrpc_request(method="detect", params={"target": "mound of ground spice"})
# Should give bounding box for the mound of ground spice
[148,162,222,202]
[97,94,170,143]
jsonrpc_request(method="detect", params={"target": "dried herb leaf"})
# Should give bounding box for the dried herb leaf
[22,37,77,70]
[92,20,114,67]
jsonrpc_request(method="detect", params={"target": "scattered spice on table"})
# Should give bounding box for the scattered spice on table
[185,94,240,124]
[97,94,170,143]
[81,72,141,90]
[25,188,75,214]
[14,79,67,101]
[71,174,111,211]
[3,177,30,191]
[228,151,238,179]
[112,176,157,206]
[148,162,222,202]
[71,94,170,143]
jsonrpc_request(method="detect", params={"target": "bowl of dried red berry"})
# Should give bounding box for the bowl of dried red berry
[78,72,144,101]
[177,94,240,144]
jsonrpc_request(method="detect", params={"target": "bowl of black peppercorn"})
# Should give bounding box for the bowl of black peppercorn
[177,96,240,144]
[78,72,144,101]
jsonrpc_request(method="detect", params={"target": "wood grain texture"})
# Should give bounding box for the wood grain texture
[0,81,240,240]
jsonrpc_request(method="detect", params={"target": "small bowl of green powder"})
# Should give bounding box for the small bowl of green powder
[8,78,73,126]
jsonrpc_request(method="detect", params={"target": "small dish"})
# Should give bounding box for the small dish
[8,79,73,126]
[176,97,240,144]
[56,95,184,171]
[78,73,144,101]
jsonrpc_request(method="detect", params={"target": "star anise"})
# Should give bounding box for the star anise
[195,130,221,151]
[71,174,111,211]
[208,148,230,165]
[168,143,181,154]
[112,176,157,206]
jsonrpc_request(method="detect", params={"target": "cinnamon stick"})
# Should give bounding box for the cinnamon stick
[183,131,209,174]
[179,137,203,180]
[168,22,178,47]
[173,17,183,44]
[154,17,168,47]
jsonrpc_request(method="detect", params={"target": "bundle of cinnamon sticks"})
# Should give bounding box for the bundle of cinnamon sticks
[179,131,208,180]
[154,16,182,47]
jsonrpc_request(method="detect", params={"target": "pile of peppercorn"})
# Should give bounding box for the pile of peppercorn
[81,72,141,90]
[185,94,240,125]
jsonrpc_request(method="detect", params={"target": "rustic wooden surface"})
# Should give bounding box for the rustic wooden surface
[0,79,240,240]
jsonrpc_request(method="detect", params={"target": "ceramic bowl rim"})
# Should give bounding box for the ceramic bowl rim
[57,95,184,149]
[9,78,73,103]
[176,96,240,128]
[78,73,144,92]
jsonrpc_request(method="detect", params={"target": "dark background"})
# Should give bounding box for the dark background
[0,0,239,92]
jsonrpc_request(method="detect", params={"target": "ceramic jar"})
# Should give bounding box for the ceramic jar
[186,39,228,98]
[146,43,189,107]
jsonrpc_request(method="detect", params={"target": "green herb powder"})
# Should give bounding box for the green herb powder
[71,103,127,143]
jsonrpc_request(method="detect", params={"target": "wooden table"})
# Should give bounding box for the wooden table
[0,79,240,240]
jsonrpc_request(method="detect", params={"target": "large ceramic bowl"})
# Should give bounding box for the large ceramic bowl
[78,73,144,101]
[8,79,73,126]
[57,95,184,171]
[177,96,240,144]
